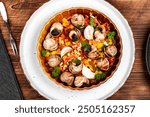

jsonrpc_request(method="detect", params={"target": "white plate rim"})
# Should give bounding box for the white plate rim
[20,0,135,100]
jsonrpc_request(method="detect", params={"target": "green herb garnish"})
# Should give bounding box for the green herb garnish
[81,42,92,54]
[95,72,105,80]
[81,42,89,48]
[90,18,96,27]
[41,50,47,56]
[107,31,116,40]
[52,66,61,78]
[72,59,81,66]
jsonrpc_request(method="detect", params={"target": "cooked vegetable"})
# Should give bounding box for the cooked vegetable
[107,31,116,40]
[81,42,89,47]
[95,72,105,80]
[41,50,47,56]
[72,59,81,66]
[62,18,69,27]
[82,45,91,54]
[90,18,96,27]
[52,66,61,78]
[81,42,92,54]
[39,11,120,89]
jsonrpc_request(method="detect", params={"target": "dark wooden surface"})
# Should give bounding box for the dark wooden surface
[0,0,150,100]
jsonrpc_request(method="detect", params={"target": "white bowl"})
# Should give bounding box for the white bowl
[20,0,135,99]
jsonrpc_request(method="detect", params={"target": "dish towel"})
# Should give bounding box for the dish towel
[0,29,23,100]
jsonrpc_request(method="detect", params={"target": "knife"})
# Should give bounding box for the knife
[0,2,19,56]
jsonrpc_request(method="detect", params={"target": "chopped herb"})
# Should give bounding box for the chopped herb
[83,45,92,54]
[107,31,116,40]
[81,42,89,48]
[81,42,92,54]
[90,18,96,27]
[95,72,105,80]
[52,66,61,78]
[41,50,47,56]
[72,59,81,66]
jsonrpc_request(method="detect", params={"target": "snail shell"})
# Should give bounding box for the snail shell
[96,58,110,71]
[88,46,99,60]
[48,55,61,67]
[71,14,85,28]
[69,63,83,74]
[69,28,81,41]
[74,76,89,87]
[104,45,117,57]
[43,37,58,51]
[60,72,74,86]
[50,22,63,37]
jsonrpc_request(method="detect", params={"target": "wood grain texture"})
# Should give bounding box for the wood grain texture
[0,0,150,100]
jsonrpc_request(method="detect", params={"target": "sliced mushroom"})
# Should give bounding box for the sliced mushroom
[96,58,110,71]
[60,72,74,86]
[48,55,61,67]
[61,46,73,57]
[69,60,83,74]
[50,22,63,37]
[74,76,89,87]
[88,46,99,60]
[82,65,95,79]
[84,25,94,40]
[69,28,81,41]
[71,14,85,28]
[104,45,117,57]
[43,37,58,51]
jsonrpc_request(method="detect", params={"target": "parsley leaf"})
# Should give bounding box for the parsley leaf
[52,66,61,78]
[41,50,47,56]
[95,72,105,80]
[90,18,96,27]
[107,31,116,40]
[72,59,81,66]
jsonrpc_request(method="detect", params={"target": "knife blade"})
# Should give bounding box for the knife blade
[0,2,7,22]
[0,2,19,56]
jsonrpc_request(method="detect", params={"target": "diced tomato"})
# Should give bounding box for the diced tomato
[108,57,115,66]
[63,55,76,63]
[85,16,89,26]
[60,34,66,40]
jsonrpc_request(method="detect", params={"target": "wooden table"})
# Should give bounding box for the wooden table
[0,0,150,100]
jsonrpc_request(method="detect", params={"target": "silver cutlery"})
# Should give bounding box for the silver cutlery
[0,2,19,56]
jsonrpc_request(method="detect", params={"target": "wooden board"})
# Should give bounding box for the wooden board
[0,0,150,100]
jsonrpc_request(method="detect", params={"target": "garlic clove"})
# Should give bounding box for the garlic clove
[61,46,73,57]
[82,65,95,79]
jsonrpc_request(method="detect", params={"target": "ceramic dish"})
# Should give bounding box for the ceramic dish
[37,7,122,90]
[146,33,150,75]
[20,0,135,99]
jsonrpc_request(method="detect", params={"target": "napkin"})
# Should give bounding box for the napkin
[0,28,23,100]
